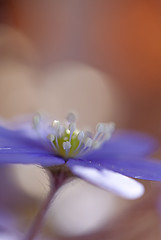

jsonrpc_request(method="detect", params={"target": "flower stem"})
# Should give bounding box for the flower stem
[24,166,72,240]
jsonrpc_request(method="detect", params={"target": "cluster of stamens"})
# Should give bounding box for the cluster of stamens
[33,113,115,159]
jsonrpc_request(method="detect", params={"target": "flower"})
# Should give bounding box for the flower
[0,113,161,199]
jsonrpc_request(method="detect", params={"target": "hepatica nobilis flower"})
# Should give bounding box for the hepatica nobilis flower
[1,113,161,239]
[1,112,161,198]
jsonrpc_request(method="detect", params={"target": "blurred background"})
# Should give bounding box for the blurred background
[1,1,161,239]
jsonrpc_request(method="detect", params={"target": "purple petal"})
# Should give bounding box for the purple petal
[97,156,161,181]
[67,156,161,181]
[82,131,158,161]
[0,152,64,166]
[71,166,144,199]
[110,131,158,154]
[0,126,49,154]
[67,158,96,169]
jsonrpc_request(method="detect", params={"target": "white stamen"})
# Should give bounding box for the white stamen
[66,113,76,123]
[78,131,84,141]
[63,141,71,150]
[77,137,93,156]
[35,113,115,158]
[53,120,59,125]
[51,121,61,135]
[33,113,41,129]
[63,141,71,156]
[69,123,76,133]
[93,123,104,142]
[55,135,59,149]
[96,123,105,133]
[84,137,93,148]
[52,122,64,149]
[48,134,55,142]
[92,141,101,149]
[84,131,93,138]
[105,122,115,134]
[69,123,76,142]
[48,134,57,152]
[74,131,85,153]
[52,120,60,128]
[57,125,65,138]
[102,122,115,141]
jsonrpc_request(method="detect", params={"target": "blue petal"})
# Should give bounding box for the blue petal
[67,157,161,181]
[82,131,158,161]
[0,152,65,166]
[67,158,96,168]
[0,126,49,154]
[110,131,158,155]
[0,126,65,165]
[97,156,161,181]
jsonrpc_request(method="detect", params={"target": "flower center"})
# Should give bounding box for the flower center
[33,113,115,159]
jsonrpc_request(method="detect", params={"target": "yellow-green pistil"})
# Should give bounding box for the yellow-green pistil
[49,129,81,158]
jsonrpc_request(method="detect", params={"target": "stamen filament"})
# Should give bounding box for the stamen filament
[55,135,59,149]
[50,140,58,153]
[74,131,84,153]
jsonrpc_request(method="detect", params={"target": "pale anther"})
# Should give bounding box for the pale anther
[78,131,84,141]
[92,141,101,149]
[63,141,71,150]
[85,138,93,148]
[69,123,76,133]
[105,122,115,133]
[52,120,60,128]
[105,132,111,140]
[96,123,105,133]
[48,134,55,142]
[33,113,41,128]
[57,125,65,137]
[66,113,76,123]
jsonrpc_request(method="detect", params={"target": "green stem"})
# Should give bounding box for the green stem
[24,166,72,240]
